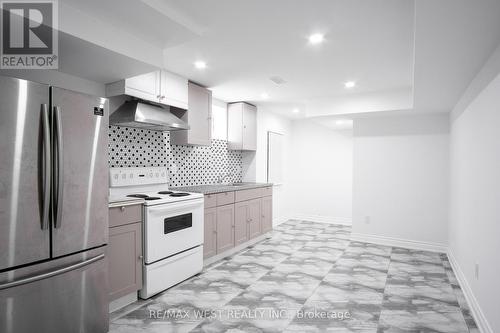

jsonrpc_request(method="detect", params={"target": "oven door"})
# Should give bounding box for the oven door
[144,198,204,264]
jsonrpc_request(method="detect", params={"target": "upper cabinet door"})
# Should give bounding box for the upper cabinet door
[228,102,257,151]
[227,103,243,150]
[124,71,160,102]
[160,70,188,109]
[242,103,257,150]
[170,82,212,146]
[188,82,212,145]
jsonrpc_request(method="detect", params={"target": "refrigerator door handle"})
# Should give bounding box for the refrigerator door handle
[0,254,104,290]
[53,106,64,229]
[41,104,51,230]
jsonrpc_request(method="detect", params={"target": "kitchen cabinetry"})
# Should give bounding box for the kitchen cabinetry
[203,208,217,258]
[234,201,249,246]
[106,70,188,109]
[216,205,235,253]
[203,186,273,260]
[227,102,257,151]
[261,195,273,233]
[247,199,262,239]
[170,82,212,146]
[108,204,143,301]
[160,70,188,109]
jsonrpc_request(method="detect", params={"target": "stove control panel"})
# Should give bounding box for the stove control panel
[109,167,169,187]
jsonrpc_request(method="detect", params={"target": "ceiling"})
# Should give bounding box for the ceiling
[60,0,500,120]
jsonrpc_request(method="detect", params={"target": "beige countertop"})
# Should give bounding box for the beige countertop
[108,196,144,208]
[172,182,273,195]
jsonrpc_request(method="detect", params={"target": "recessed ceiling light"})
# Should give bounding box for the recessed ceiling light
[309,33,324,45]
[344,81,356,88]
[194,61,206,69]
[292,108,300,113]
[261,92,269,99]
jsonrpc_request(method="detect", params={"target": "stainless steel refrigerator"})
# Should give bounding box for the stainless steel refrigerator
[0,76,109,333]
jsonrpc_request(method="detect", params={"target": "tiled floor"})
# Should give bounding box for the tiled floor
[109,220,478,333]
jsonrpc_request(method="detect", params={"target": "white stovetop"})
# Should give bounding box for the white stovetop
[109,167,203,206]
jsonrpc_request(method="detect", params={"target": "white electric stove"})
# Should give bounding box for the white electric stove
[109,167,204,299]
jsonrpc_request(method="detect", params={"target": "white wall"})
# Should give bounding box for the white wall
[449,72,500,333]
[352,114,449,248]
[239,108,292,224]
[241,109,293,224]
[287,120,353,224]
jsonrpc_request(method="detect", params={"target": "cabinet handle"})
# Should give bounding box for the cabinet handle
[138,255,143,260]
[120,206,125,212]
[156,95,161,99]
[262,215,265,218]
[161,95,165,99]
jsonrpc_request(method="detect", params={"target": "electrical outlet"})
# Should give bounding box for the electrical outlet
[475,263,479,280]
[364,216,371,224]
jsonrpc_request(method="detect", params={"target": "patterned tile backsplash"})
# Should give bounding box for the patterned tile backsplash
[108,126,242,187]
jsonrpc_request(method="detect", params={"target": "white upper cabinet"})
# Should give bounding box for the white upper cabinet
[106,70,188,109]
[227,102,257,151]
[160,70,188,110]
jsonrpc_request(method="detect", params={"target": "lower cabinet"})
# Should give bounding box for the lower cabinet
[216,204,235,253]
[203,187,273,259]
[203,208,217,258]
[234,201,249,246]
[261,196,273,233]
[108,222,142,301]
[247,199,262,240]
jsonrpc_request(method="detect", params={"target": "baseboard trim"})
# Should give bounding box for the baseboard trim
[350,232,447,253]
[447,250,492,333]
[273,216,290,226]
[109,292,138,313]
[292,214,352,226]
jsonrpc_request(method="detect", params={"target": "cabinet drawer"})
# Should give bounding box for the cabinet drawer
[216,191,235,206]
[261,186,273,197]
[204,194,217,208]
[235,188,262,202]
[109,204,142,228]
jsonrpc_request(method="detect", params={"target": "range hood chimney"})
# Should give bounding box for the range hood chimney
[110,100,189,131]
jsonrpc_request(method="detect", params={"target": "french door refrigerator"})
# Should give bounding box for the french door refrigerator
[0,76,109,333]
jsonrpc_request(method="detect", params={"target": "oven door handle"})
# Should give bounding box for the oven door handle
[146,198,203,215]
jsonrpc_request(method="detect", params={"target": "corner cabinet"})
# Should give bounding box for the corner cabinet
[228,102,257,151]
[170,82,212,146]
[106,70,188,109]
[108,204,143,301]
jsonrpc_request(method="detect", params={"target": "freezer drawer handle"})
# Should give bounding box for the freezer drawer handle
[0,254,105,291]
[53,106,64,229]
[41,104,51,230]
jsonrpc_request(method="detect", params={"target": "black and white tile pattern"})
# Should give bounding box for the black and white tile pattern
[109,220,477,333]
[108,126,243,187]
